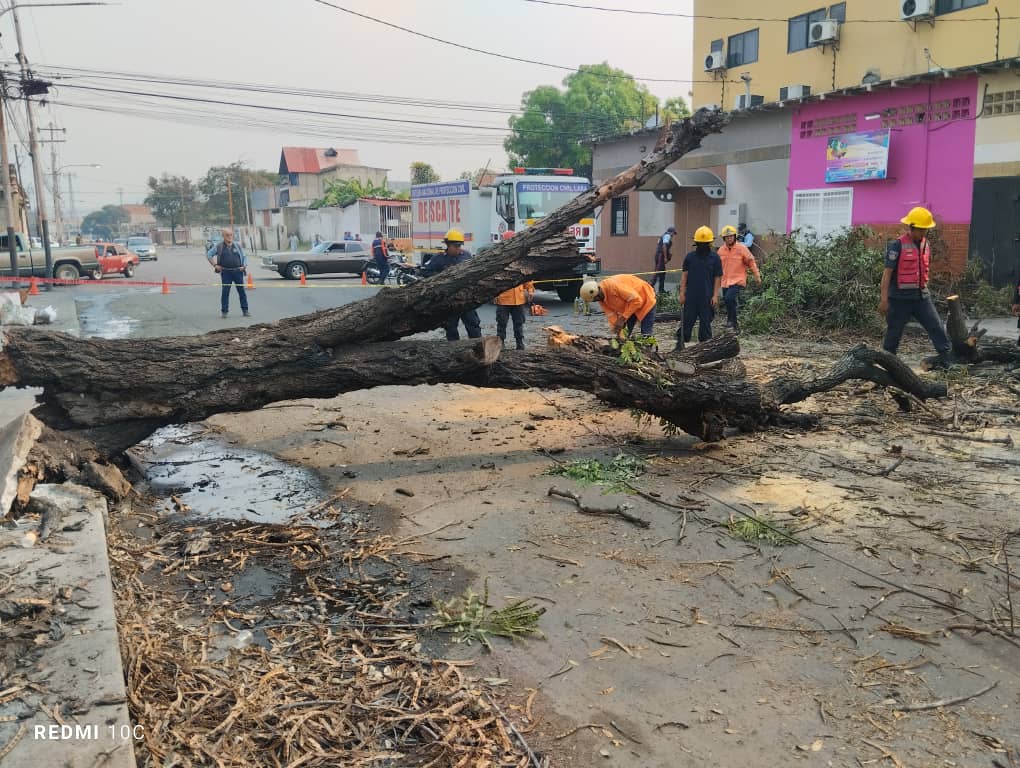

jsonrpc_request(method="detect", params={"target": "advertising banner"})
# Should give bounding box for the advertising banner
[825,129,891,183]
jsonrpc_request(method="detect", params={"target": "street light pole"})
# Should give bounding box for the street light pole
[10,2,54,279]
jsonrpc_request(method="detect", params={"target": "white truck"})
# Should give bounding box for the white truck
[411,168,600,302]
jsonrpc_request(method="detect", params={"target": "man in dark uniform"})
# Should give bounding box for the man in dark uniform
[371,230,390,283]
[651,226,677,293]
[879,206,952,368]
[678,226,722,344]
[421,228,482,340]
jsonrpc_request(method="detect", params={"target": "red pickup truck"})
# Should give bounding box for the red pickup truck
[92,242,140,279]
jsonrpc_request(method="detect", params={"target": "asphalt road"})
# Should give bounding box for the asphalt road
[67,244,587,340]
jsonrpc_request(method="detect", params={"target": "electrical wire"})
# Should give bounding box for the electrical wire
[307,0,731,84]
[520,0,1020,23]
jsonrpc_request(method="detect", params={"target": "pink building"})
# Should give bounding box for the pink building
[787,77,978,274]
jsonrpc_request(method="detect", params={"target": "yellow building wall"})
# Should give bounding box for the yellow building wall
[692,0,1020,109]
[975,69,1020,177]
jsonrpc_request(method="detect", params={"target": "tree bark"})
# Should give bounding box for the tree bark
[935,295,1020,366]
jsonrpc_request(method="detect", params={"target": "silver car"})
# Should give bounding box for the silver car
[261,240,372,280]
[127,236,157,261]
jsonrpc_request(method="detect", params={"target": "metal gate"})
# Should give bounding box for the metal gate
[970,177,1020,287]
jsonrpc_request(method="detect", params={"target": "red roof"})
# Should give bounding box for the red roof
[279,147,361,175]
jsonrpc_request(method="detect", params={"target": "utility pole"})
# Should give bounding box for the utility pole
[11,2,55,279]
[0,74,20,279]
[227,180,234,227]
[41,122,66,244]
[116,187,123,206]
[66,172,75,227]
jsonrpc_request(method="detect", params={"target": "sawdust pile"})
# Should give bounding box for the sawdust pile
[109,514,537,767]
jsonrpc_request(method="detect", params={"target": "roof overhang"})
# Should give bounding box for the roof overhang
[639,168,726,201]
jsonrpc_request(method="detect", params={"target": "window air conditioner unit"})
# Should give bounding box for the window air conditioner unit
[809,20,840,44]
[901,0,934,20]
[779,84,811,101]
[733,94,764,110]
[704,50,726,72]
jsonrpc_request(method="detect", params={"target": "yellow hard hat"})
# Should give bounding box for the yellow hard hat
[443,228,466,242]
[579,280,600,302]
[693,226,715,243]
[720,225,738,238]
[900,207,936,229]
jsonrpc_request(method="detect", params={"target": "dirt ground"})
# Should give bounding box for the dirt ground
[183,328,1020,767]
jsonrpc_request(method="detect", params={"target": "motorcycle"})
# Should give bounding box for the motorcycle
[366,258,422,286]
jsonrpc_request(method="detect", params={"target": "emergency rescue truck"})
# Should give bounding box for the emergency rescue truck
[411,167,600,302]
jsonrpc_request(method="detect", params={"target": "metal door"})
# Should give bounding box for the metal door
[970,177,1020,287]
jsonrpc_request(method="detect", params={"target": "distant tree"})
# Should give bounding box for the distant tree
[197,162,279,224]
[310,178,395,209]
[662,96,691,122]
[505,62,656,176]
[410,162,441,185]
[144,174,197,245]
[81,205,129,240]
[457,167,496,185]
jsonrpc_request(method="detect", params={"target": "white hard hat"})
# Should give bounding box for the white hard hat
[579,281,599,302]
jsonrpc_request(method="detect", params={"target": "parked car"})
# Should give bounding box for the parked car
[0,232,101,280]
[92,242,140,279]
[261,240,371,280]
[126,236,157,261]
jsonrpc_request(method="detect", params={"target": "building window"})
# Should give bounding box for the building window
[880,98,972,127]
[710,38,723,52]
[727,29,759,67]
[984,90,1018,117]
[610,196,629,236]
[788,5,844,52]
[792,188,853,239]
[936,0,986,14]
[799,112,858,139]
[288,173,299,186]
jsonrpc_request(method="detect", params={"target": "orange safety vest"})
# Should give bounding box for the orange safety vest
[896,233,930,290]
[494,282,535,306]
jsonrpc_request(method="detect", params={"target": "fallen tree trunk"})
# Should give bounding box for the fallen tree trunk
[931,295,1020,366]
[1,109,729,439]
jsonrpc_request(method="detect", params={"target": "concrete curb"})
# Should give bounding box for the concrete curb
[0,413,41,516]
[0,484,137,768]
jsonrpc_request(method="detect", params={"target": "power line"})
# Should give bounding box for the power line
[519,0,1020,23]
[307,0,728,83]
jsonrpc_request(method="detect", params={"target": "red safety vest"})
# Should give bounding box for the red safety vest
[896,233,930,290]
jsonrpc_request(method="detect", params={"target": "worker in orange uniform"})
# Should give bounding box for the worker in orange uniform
[494,231,534,349]
[579,274,657,339]
[718,224,761,334]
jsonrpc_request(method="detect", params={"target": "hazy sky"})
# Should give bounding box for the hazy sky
[4,0,694,213]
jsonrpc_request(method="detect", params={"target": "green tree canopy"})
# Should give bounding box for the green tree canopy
[410,162,440,185]
[310,178,396,209]
[504,63,657,176]
[144,174,197,244]
[197,162,278,224]
[661,96,691,121]
[81,204,129,240]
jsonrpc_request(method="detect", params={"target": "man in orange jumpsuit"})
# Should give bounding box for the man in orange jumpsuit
[717,224,761,333]
[580,274,657,339]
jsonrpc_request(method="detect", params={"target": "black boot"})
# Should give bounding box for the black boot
[515,339,525,350]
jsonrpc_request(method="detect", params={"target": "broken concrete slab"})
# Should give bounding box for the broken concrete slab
[0,483,137,768]
[0,412,41,517]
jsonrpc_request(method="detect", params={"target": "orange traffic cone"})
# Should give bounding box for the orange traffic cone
[361,271,368,286]
[299,272,307,287]
[246,272,255,290]
[28,276,40,295]
[161,276,171,295]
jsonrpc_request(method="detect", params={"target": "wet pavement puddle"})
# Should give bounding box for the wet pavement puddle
[127,423,326,523]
